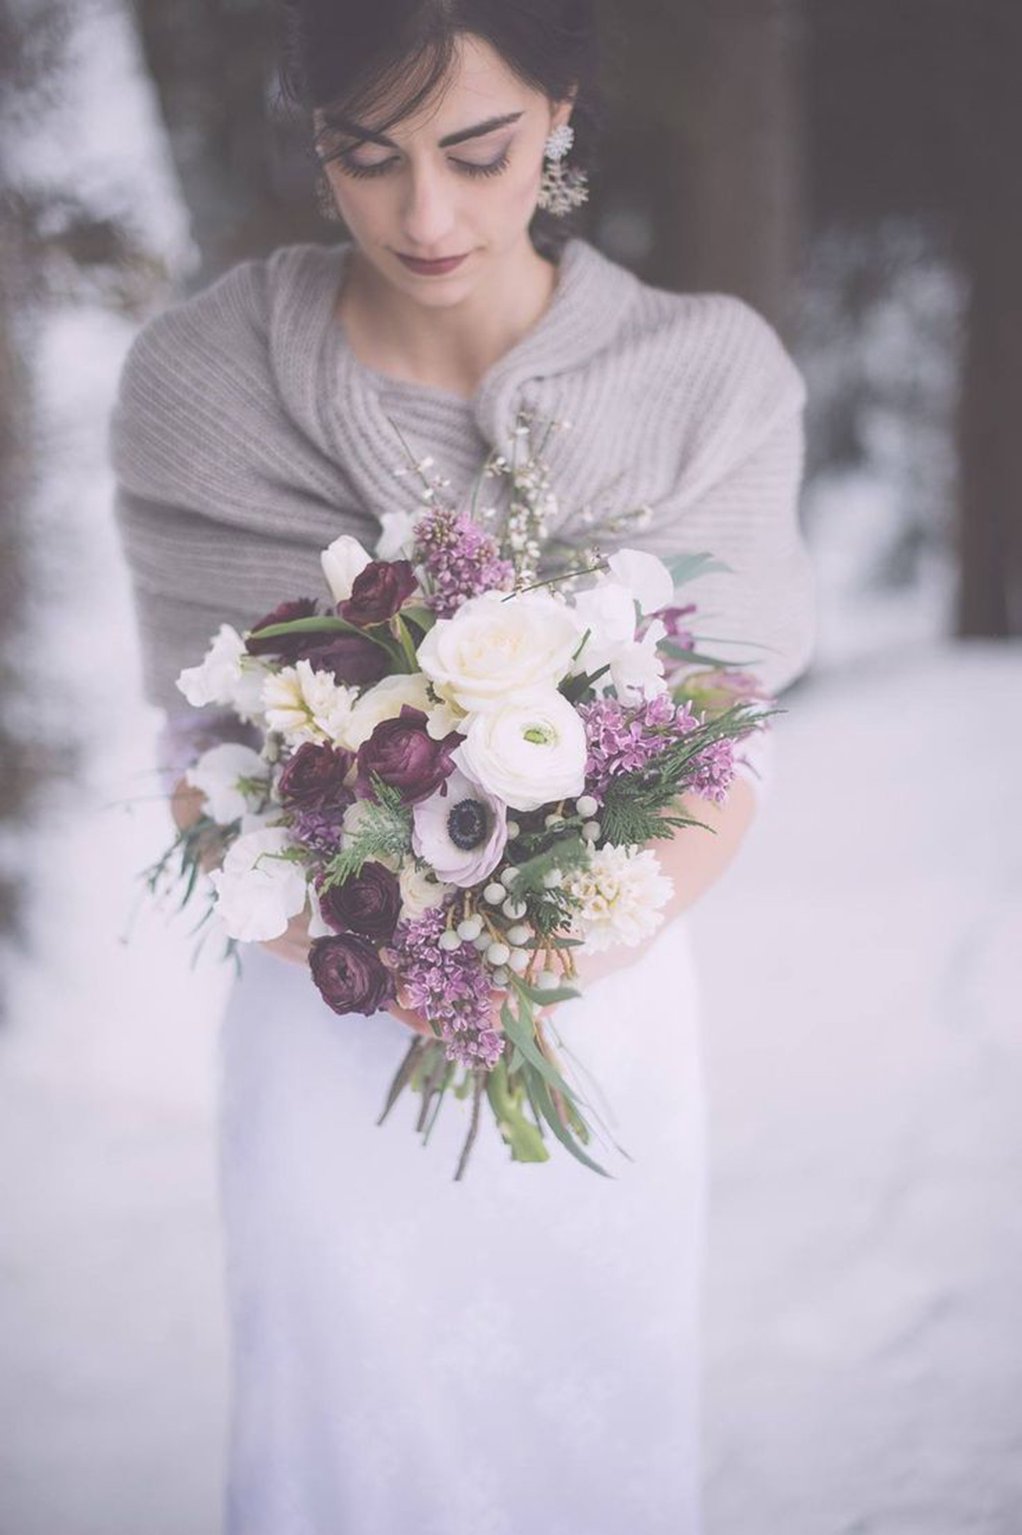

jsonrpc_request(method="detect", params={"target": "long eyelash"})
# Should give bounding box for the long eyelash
[338,150,511,181]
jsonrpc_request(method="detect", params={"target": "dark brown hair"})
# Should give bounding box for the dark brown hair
[277,0,607,256]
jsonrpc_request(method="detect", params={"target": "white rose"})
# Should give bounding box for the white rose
[416,588,580,714]
[398,860,454,922]
[456,689,587,812]
[375,510,418,561]
[184,742,269,825]
[606,548,675,615]
[208,827,308,942]
[320,533,373,604]
[261,659,357,747]
[176,624,269,722]
[345,673,433,750]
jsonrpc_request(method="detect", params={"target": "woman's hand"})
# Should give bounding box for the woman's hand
[170,777,224,874]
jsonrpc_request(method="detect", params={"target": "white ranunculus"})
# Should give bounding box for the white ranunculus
[176,623,268,718]
[416,588,580,714]
[320,534,373,604]
[456,689,587,812]
[345,672,433,750]
[606,548,675,615]
[398,860,453,922]
[563,843,673,953]
[208,827,308,942]
[375,510,418,561]
[261,659,357,747]
[185,743,269,825]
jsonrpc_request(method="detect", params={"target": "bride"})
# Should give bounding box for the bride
[111,2,815,1530]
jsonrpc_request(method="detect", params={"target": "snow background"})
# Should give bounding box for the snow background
[1,4,1019,1532]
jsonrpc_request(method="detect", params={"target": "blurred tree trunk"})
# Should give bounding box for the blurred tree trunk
[661,0,806,332]
[133,0,319,279]
[954,3,1022,637]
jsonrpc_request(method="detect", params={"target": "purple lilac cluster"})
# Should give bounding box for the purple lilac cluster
[579,692,700,800]
[580,692,737,805]
[388,906,504,1070]
[413,503,515,617]
[686,737,735,804]
[290,805,349,857]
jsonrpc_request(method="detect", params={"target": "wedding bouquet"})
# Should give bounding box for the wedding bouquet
[146,411,779,1180]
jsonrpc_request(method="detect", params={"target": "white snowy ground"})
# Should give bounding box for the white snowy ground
[1,315,1020,1535]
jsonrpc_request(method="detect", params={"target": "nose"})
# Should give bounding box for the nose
[398,159,460,253]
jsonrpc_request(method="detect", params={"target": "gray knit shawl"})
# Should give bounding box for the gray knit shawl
[109,235,814,719]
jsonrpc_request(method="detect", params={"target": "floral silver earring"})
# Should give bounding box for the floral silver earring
[536,123,589,216]
[316,170,342,223]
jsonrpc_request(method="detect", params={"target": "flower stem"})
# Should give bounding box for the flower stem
[453,1070,485,1181]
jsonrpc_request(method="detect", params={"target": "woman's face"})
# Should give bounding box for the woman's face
[313,33,574,304]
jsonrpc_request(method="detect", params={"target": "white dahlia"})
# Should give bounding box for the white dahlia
[563,844,674,953]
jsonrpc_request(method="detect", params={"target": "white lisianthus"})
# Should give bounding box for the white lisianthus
[563,844,673,953]
[176,624,270,722]
[569,581,667,700]
[456,689,587,812]
[416,588,579,714]
[261,659,357,747]
[569,581,636,666]
[375,510,418,561]
[606,548,674,616]
[320,533,372,604]
[345,673,433,750]
[607,619,668,700]
[398,859,454,921]
[185,743,269,825]
[208,827,308,942]
[306,881,334,939]
[423,684,468,740]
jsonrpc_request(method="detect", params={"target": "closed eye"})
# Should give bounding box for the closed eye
[335,150,512,181]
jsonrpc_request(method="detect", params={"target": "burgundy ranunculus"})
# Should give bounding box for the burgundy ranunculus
[245,597,322,660]
[303,631,390,687]
[277,742,353,809]
[355,706,459,804]
[339,560,418,628]
[317,861,402,941]
[309,933,393,1016]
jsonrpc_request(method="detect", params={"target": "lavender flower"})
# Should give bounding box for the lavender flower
[413,502,515,618]
[387,906,503,1070]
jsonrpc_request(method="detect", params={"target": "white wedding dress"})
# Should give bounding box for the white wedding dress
[216,908,707,1534]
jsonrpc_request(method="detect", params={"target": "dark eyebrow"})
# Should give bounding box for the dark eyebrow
[319,110,524,150]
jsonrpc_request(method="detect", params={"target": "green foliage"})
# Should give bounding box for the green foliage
[320,777,411,887]
[597,701,772,846]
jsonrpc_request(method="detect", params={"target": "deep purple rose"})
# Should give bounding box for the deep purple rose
[317,861,402,941]
[308,933,394,1016]
[339,560,418,627]
[355,706,460,803]
[245,597,322,660]
[303,631,390,687]
[277,742,353,809]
